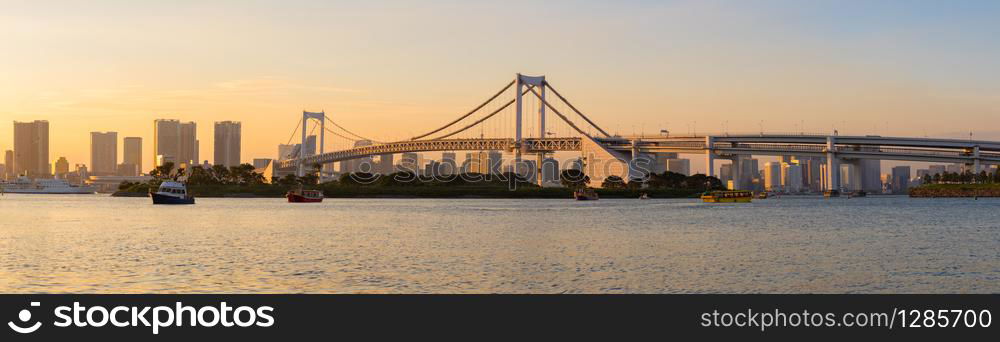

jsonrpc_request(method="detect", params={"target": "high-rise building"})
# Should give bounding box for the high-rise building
[541,158,559,184]
[154,120,198,167]
[277,144,296,160]
[860,159,882,192]
[213,121,242,167]
[782,163,803,192]
[840,164,861,191]
[763,162,782,191]
[376,154,394,175]
[440,152,457,176]
[928,165,946,176]
[476,150,502,175]
[891,166,911,194]
[14,120,50,178]
[54,157,69,177]
[399,152,421,173]
[123,137,142,176]
[339,140,373,174]
[666,159,691,176]
[3,150,12,179]
[252,158,272,169]
[719,164,732,183]
[90,132,118,175]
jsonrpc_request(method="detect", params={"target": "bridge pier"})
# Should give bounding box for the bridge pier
[824,136,841,193]
[705,136,715,177]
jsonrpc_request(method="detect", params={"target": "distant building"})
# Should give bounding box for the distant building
[277,144,296,160]
[3,150,12,179]
[54,157,70,177]
[719,164,732,183]
[154,119,198,167]
[13,120,50,178]
[399,152,421,173]
[253,158,272,170]
[840,164,861,191]
[666,158,691,176]
[441,152,458,176]
[376,154,394,175]
[123,137,142,176]
[116,163,137,177]
[90,132,118,175]
[763,162,782,191]
[891,166,911,194]
[340,140,373,174]
[213,121,242,167]
[782,163,803,192]
[541,158,559,185]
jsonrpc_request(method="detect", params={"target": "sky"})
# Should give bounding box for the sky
[2,0,999,174]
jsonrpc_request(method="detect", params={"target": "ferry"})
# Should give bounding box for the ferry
[150,181,195,205]
[574,188,599,201]
[0,177,96,194]
[287,187,324,203]
[701,190,753,203]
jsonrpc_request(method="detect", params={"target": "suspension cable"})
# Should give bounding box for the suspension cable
[527,87,593,139]
[410,79,516,140]
[325,116,386,144]
[544,82,611,137]
[428,85,534,140]
[285,117,303,145]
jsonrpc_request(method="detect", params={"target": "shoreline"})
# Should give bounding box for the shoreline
[112,186,704,199]
[909,184,1000,198]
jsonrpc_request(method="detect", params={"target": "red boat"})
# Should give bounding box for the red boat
[286,188,324,203]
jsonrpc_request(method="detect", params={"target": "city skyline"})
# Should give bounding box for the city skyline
[2,1,1000,173]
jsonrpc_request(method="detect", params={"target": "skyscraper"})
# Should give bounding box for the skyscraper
[891,166,911,194]
[277,144,296,160]
[763,162,782,191]
[3,150,12,179]
[214,121,242,167]
[441,152,457,176]
[54,157,69,177]
[90,132,118,175]
[154,119,199,167]
[666,159,691,176]
[340,140,373,174]
[123,137,142,176]
[13,120,50,178]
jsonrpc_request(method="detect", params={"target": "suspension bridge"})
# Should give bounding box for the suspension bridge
[274,73,1000,192]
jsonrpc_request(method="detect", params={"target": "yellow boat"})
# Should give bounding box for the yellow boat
[701,190,753,203]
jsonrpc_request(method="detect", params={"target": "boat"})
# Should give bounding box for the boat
[574,188,599,201]
[823,190,841,198]
[639,193,650,200]
[701,190,753,203]
[847,190,867,198]
[150,181,195,204]
[0,177,96,194]
[287,187,324,203]
[756,192,769,199]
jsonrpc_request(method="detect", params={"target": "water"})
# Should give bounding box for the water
[1,194,998,293]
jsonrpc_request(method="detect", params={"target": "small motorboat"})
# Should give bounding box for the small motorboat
[574,188,599,201]
[756,192,769,199]
[150,181,195,205]
[639,193,650,200]
[287,187,324,203]
[847,190,867,198]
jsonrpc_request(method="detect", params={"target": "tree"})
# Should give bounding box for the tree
[683,174,723,190]
[149,162,175,180]
[601,175,627,189]
[560,169,589,189]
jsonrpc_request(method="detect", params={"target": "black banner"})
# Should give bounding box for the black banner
[1,295,995,340]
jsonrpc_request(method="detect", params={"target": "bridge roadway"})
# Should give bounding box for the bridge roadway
[276,134,1000,171]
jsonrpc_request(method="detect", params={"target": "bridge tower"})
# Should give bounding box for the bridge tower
[298,111,326,177]
[515,73,547,184]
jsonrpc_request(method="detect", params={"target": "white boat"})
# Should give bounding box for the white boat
[150,181,195,204]
[0,177,96,194]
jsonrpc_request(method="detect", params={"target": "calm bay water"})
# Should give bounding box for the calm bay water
[1,194,997,293]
